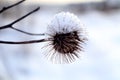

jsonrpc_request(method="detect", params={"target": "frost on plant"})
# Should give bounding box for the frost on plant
[44,12,87,64]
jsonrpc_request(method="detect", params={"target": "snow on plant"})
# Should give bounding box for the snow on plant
[43,12,87,63]
[0,0,87,63]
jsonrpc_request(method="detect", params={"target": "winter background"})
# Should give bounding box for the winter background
[0,0,120,80]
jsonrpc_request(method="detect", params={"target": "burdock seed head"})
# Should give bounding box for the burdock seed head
[44,12,87,64]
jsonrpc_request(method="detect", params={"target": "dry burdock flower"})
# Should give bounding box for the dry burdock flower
[43,12,87,64]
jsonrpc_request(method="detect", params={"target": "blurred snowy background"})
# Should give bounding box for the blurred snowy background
[0,0,120,80]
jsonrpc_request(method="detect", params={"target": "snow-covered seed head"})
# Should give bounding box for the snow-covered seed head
[44,12,87,64]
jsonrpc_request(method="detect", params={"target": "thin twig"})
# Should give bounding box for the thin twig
[0,0,43,36]
[0,39,49,44]
[11,27,45,36]
[0,7,40,28]
[10,7,40,25]
[0,7,43,36]
[0,0,25,13]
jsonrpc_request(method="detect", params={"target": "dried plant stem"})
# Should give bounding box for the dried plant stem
[11,27,45,36]
[9,7,40,26]
[0,7,40,30]
[0,7,43,36]
[0,0,43,36]
[0,0,25,13]
[0,39,49,44]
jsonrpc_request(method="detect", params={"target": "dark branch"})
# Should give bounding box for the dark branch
[0,39,48,44]
[10,27,45,36]
[10,7,40,25]
[0,0,25,13]
[0,7,40,29]
[0,24,10,30]
[0,7,42,36]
